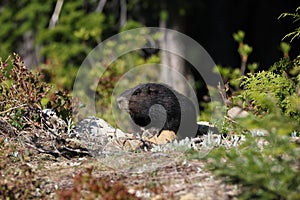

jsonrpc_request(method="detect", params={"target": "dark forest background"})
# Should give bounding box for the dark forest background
[0,0,299,104]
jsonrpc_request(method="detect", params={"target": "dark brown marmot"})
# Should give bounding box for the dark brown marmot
[117,83,198,139]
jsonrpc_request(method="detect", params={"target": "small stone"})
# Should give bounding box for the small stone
[197,121,219,135]
[180,193,198,200]
[145,130,176,144]
[123,139,143,151]
[228,106,249,118]
[115,129,127,138]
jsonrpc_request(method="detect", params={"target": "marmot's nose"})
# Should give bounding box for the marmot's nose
[117,96,129,110]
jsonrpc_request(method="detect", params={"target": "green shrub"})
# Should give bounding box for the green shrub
[206,61,300,199]
[0,53,73,129]
[239,70,299,123]
[206,132,300,200]
[203,7,300,199]
[0,53,50,129]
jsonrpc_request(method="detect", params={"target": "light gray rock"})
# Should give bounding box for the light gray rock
[227,106,249,119]
[72,116,126,139]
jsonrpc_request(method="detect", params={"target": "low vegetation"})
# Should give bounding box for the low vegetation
[202,6,300,200]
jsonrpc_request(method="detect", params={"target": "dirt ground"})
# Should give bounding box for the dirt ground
[22,151,238,199]
[0,116,239,200]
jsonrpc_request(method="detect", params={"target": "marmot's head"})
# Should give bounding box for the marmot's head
[117,83,180,128]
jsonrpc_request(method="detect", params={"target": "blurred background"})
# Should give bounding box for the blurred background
[0,0,299,122]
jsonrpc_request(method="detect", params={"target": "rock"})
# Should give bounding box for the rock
[72,116,126,139]
[72,117,157,152]
[197,121,219,135]
[144,130,177,145]
[180,193,198,200]
[121,139,143,151]
[227,106,249,119]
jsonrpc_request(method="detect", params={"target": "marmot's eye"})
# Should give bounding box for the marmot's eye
[148,86,158,94]
[133,88,141,95]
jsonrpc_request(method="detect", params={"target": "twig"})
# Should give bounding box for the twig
[224,116,237,124]
[240,56,247,77]
[217,82,228,106]
[0,104,27,115]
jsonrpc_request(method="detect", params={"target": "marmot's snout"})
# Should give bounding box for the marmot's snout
[117,96,129,111]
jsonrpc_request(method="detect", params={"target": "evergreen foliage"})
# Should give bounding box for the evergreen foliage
[205,6,300,199]
[240,69,299,122]
[279,6,300,42]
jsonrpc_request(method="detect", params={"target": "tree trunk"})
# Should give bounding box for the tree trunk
[159,2,195,96]
[119,0,127,27]
[49,0,64,29]
[95,0,107,13]
[18,31,40,68]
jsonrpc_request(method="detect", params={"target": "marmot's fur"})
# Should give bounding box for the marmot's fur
[117,83,198,139]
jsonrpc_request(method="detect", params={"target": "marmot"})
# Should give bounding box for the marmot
[117,83,198,139]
